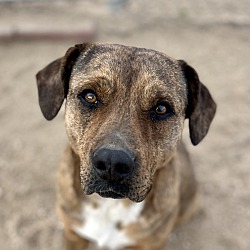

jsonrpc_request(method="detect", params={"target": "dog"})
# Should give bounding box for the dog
[36,43,216,250]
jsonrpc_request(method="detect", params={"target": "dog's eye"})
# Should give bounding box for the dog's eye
[84,92,97,104]
[78,89,100,109]
[150,102,174,121]
[155,104,168,115]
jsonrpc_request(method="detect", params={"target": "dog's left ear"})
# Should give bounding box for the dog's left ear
[178,60,217,145]
[36,44,87,120]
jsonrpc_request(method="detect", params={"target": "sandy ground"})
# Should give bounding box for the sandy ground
[0,1,250,250]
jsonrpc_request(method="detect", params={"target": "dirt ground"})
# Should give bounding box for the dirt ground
[0,1,250,250]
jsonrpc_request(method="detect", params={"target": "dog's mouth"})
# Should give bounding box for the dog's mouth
[98,190,125,199]
[84,180,151,202]
[88,182,129,199]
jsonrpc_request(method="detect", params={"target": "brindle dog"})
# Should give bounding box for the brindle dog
[36,43,216,250]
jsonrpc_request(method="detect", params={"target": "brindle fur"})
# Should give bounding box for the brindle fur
[36,43,216,250]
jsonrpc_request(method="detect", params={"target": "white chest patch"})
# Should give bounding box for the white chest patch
[72,195,144,249]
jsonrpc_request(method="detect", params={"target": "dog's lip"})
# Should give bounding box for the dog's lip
[97,190,125,199]
[84,182,150,202]
[94,182,129,199]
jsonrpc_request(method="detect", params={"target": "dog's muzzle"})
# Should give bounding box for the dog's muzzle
[91,146,136,199]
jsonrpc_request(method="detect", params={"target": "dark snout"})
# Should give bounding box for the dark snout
[86,145,152,202]
[92,147,135,181]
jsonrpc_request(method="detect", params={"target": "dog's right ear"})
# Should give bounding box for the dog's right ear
[36,44,88,120]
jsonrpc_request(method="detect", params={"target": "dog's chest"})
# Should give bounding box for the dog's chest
[72,195,144,249]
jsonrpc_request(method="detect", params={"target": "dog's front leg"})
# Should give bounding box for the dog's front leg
[124,208,179,250]
[63,228,89,250]
[56,145,90,250]
[122,241,171,250]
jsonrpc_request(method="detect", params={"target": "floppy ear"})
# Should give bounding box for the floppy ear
[36,44,87,120]
[179,60,217,145]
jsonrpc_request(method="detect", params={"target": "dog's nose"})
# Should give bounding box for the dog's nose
[92,147,135,181]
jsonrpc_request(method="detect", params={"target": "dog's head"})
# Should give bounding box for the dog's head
[36,43,216,202]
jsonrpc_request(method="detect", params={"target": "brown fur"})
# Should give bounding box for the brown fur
[36,43,216,249]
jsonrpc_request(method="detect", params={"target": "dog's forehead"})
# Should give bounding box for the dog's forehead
[70,44,187,107]
[72,44,135,74]
[72,44,181,81]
